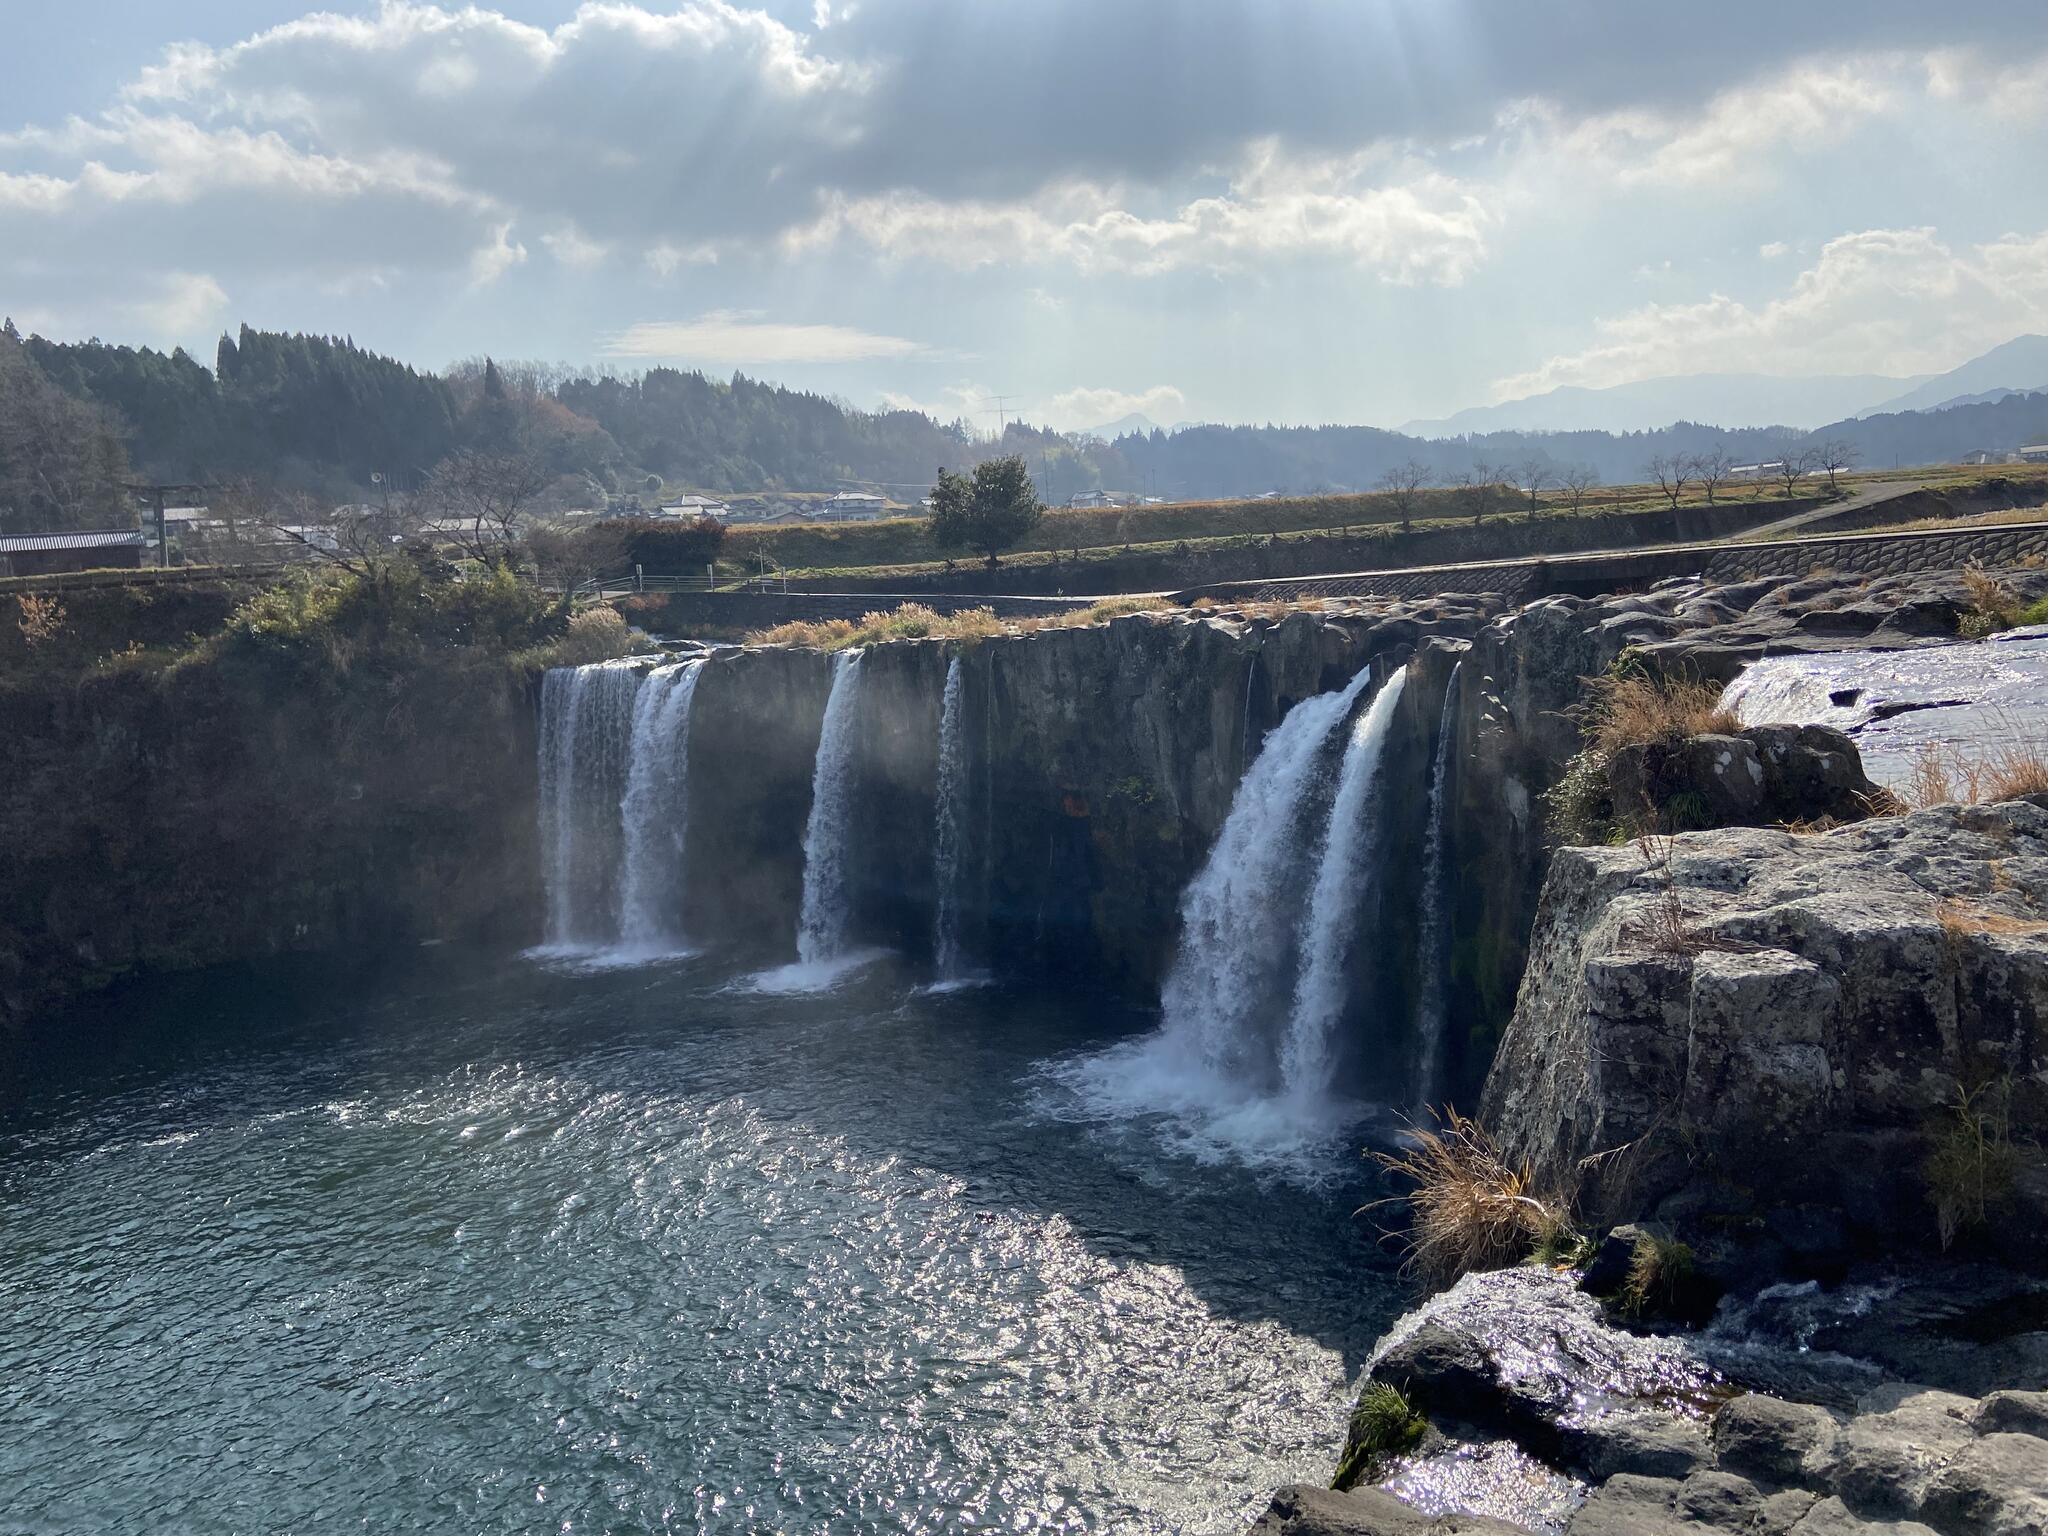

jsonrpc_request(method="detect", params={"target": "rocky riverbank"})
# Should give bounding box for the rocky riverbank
[1255,753,2048,1531]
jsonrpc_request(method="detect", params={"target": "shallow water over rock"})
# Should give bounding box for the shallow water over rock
[1721,627,2048,786]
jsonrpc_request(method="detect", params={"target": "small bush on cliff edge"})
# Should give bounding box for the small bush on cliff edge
[1578,668,1740,756]
[1364,1109,1573,1283]
[1331,1383,1427,1491]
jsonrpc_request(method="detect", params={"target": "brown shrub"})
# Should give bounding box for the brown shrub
[1364,1109,1571,1283]
[1579,670,1741,755]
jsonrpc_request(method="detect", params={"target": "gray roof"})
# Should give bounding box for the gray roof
[0,529,148,554]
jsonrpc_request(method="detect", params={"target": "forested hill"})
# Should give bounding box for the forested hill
[6,320,2048,535]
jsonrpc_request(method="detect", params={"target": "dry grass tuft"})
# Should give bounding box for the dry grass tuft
[1902,740,2048,809]
[1579,670,1741,756]
[1934,897,2048,941]
[1364,1109,1570,1283]
[744,595,1172,649]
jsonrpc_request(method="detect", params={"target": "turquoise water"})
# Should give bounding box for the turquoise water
[0,954,1397,1534]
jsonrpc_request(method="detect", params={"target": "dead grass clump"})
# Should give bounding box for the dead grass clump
[1934,897,2048,941]
[1364,1109,1570,1283]
[1579,670,1741,755]
[1013,594,1171,632]
[1903,740,2048,808]
[749,615,860,649]
[1958,566,2021,639]
[531,604,634,666]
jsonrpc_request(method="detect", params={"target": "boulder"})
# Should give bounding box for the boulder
[1248,1485,1528,1535]
[1714,1394,1843,1486]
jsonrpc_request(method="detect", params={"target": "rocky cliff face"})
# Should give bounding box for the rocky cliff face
[672,598,1493,997]
[1480,802,2048,1267]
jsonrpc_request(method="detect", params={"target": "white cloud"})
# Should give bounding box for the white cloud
[468,221,527,286]
[795,154,1496,283]
[136,271,229,335]
[1044,384,1186,431]
[1556,63,1899,190]
[604,310,929,364]
[645,241,720,277]
[1494,225,2048,397]
[540,223,608,269]
[1760,241,1792,259]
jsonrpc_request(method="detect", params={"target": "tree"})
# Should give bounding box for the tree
[612,515,726,574]
[1376,460,1432,532]
[928,454,1044,568]
[423,448,552,562]
[1559,463,1600,513]
[1690,448,1734,504]
[1518,456,1554,509]
[1775,447,1818,497]
[0,324,131,533]
[1645,453,1691,510]
[1815,437,1859,493]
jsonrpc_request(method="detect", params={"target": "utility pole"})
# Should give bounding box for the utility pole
[125,481,211,569]
[982,394,1017,439]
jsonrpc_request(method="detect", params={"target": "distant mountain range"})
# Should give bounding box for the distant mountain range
[1856,334,2048,416]
[1403,334,2048,438]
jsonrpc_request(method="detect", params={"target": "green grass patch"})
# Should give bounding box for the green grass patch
[1331,1383,1428,1492]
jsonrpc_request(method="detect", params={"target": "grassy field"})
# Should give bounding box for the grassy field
[714,464,2048,583]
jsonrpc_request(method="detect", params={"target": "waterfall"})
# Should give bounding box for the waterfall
[616,659,706,955]
[1281,664,1409,1104]
[536,659,643,952]
[796,649,866,966]
[1155,663,1378,1088]
[931,655,971,979]
[1412,662,1463,1107]
[536,656,704,959]
[1046,659,1415,1176]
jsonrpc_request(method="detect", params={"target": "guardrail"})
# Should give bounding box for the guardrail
[570,572,718,602]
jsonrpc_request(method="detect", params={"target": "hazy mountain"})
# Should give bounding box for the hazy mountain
[1076,412,1161,440]
[1402,372,1920,437]
[1860,335,2048,416]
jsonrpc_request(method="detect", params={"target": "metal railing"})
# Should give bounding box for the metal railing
[570,571,718,602]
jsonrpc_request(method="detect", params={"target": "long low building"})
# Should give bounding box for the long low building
[0,528,149,578]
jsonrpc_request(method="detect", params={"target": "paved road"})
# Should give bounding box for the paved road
[1735,479,1931,541]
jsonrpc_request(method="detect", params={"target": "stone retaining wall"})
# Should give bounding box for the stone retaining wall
[1186,521,2048,607]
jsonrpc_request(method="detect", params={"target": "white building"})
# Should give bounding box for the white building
[658,494,731,519]
[820,491,889,521]
[2019,444,2048,464]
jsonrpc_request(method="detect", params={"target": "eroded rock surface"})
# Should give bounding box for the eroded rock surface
[1478,801,2048,1263]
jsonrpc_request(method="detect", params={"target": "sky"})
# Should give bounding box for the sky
[5,1,2048,432]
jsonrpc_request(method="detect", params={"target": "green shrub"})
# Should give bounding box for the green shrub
[1331,1382,1427,1491]
[1616,1233,1697,1317]
[1544,749,1616,846]
[1927,1076,2019,1249]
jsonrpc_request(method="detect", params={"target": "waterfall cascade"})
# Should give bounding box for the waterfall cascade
[536,657,705,959]
[617,660,707,955]
[931,656,972,980]
[1154,663,1379,1091]
[795,650,866,966]
[1412,662,1463,1106]
[1281,665,1410,1103]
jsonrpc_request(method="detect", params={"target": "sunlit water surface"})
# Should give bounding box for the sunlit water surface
[0,954,1396,1534]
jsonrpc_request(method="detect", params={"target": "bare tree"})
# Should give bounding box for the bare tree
[1645,453,1691,510]
[1690,448,1735,504]
[423,448,552,562]
[1518,456,1554,509]
[1559,462,1600,513]
[1465,458,1505,523]
[1376,459,1432,532]
[216,479,419,577]
[1814,437,1860,493]
[1775,447,1819,498]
